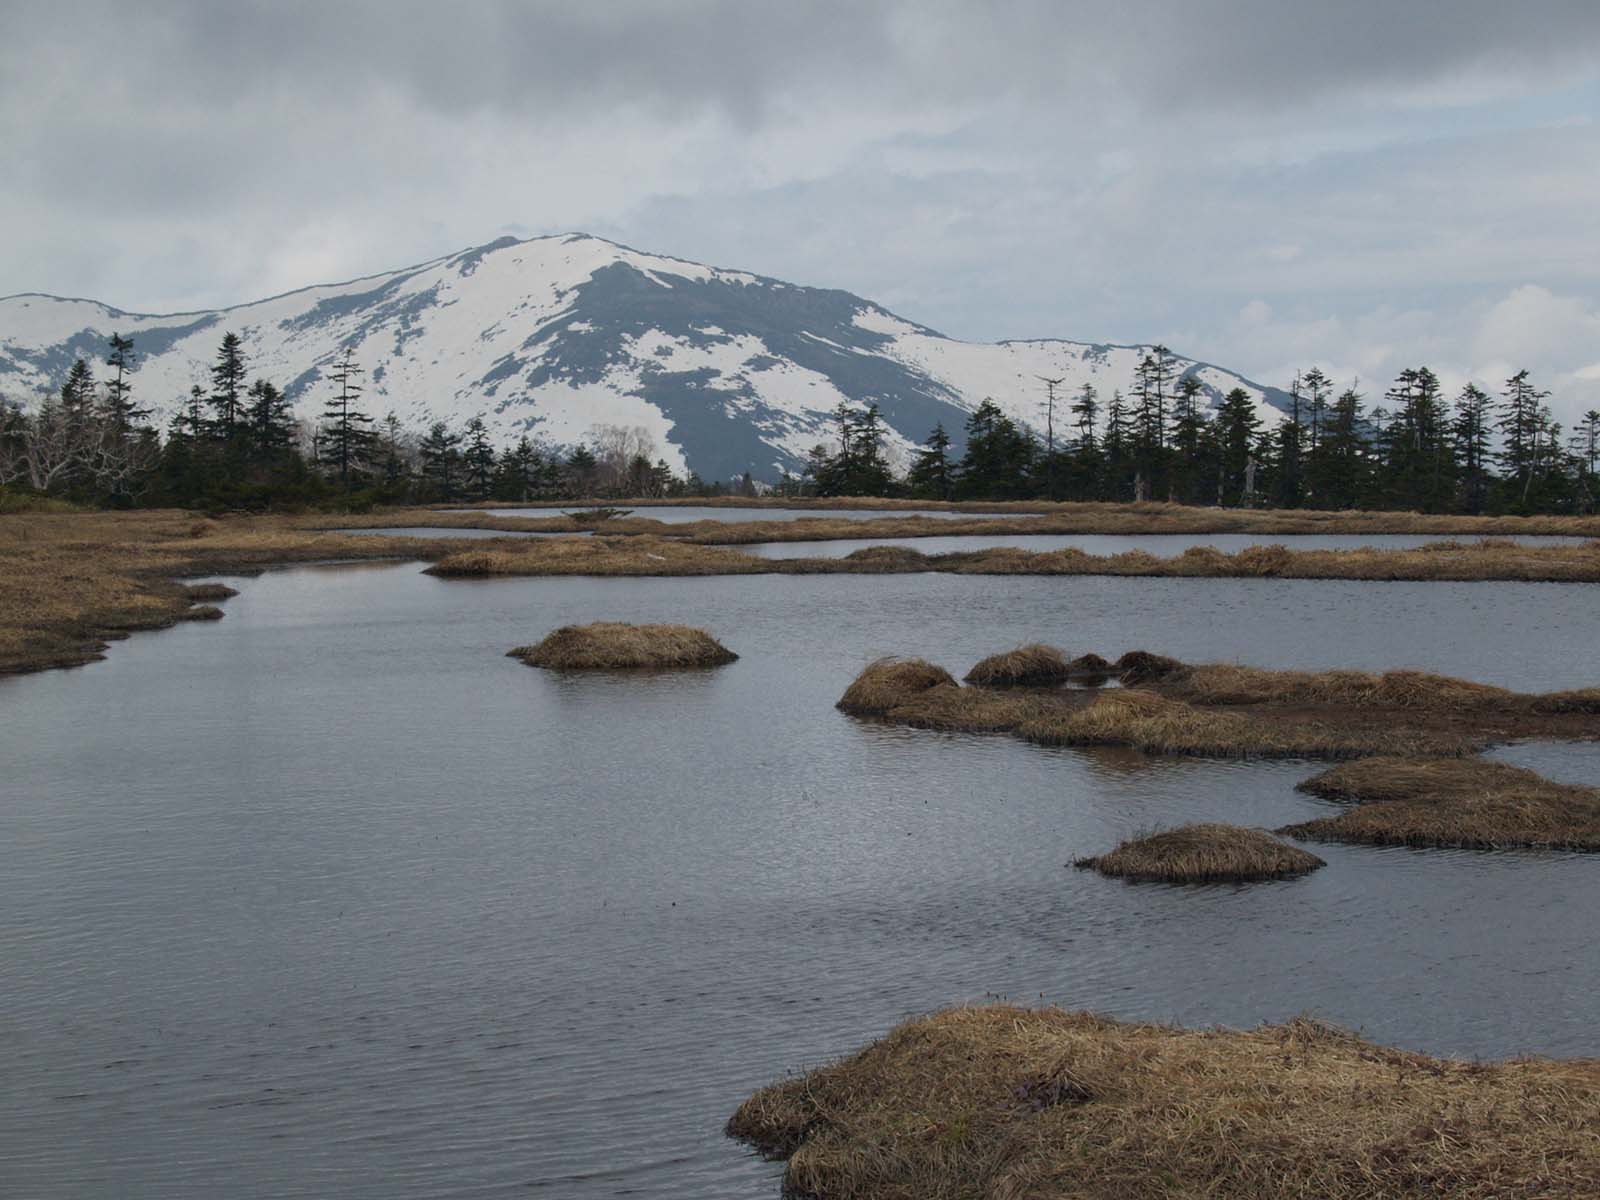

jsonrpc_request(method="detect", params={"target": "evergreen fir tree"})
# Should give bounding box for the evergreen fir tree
[1215,388,1261,506]
[100,333,149,432]
[1451,383,1494,514]
[208,334,248,438]
[246,379,296,461]
[462,416,495,499]
[1273,373,1304,507]
[955,400,1034,500]
[1301,366,1330,453]
[1316,385,1369,509]
[1497,369,1549,507]
[420,421,464,498]
[318,350,375,485]
[905,423,953,500]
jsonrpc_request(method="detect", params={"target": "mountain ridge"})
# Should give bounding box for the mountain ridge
[0,233,1289,481]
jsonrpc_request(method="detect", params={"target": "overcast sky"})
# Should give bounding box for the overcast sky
[5,0,1600,421]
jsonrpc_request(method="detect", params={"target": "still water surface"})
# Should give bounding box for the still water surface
[3,566,1597,1197]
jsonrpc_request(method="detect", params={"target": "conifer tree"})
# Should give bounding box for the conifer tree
[100,333,149,433]
[420,421,464,498]
[1452,383,1493,514]
[208,334,248,438]
[1271,374,1305,507]
[59,358,97,439]
[1301,366,1330,453]
[319,349,375,485]
[906,422,953,500]
[1215,387,1261,506]
[1497,369,1549,506]
[955,400,1034,500]
[1168,376,1212,504]
[246,379,296,461]
[1070,383,1099,451]
[1317,385,1369,509]
[463,416,495,499]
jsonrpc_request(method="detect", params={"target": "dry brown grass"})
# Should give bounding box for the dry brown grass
[8,507,1600,680]
[1064,652,1114,678]
[1283,757,1600,851]
[1160,663,1516,709]
[447,494,1600,535]
[0,509,514,676]
[726,1004,1600,1200]
[410,522,1600,581]
[837,661,1475,759]
[425,535,768,577]
[965,644,1074,686]
[507,622,737,670]
[836,658,957,715]
[1016,688,1457,759]
[1074,823,1325,882]
[1532,688,1600,714]
[182,582,240,602]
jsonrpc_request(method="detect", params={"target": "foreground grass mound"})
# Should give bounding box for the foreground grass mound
[1283,757,1600,851]
[728,1005,1600,1200]
[1075,823,1325,882]
[508,622,737,670]
[964,643,1074,686]
[836,657,956,714]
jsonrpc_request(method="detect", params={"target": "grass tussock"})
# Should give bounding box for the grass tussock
[726,1004,1600,1200]
[414,523,1600,582]
[1111,649,1185,683]
[1016,688,1453,759]
[1064,652,1114,678]
[836,658,956,715]
[425,536,768,578]
[182,583,240,602]
[1160,663,1515,709]
[508,622,737,670]
[1283,757,1600,851]
[1074,823,1325,882]
[177,605,225,622]
[838,661,1472,758]
[964,643,1073,686]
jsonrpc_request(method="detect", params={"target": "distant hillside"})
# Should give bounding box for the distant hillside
[0,233,1288,481]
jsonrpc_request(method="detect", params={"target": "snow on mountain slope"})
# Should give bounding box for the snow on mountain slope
[0,233,1288,481]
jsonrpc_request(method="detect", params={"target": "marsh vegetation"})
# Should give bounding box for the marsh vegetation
[728,1005,1600,1200]
[509,622,738,670]
[1073,824,1325,883]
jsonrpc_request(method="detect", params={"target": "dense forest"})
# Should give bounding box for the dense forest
[2,335,1596,515]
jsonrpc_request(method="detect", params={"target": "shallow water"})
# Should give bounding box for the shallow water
[3,566,1598,1198]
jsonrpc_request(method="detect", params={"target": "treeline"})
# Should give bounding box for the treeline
[4,336,1597,515]
[0,333,739,510]
[799,347,1599,515]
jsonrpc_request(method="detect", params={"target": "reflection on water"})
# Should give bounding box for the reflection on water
[2,566,1597,1198]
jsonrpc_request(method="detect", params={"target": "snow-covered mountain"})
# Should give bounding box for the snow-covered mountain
[0,233,1288,481]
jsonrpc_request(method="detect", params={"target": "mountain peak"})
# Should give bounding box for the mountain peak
[0,237,1288,480]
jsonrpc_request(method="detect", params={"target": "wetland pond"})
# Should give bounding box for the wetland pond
[3,564,1598,1197]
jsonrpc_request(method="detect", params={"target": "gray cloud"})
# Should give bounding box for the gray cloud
[4,1,1600,419]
